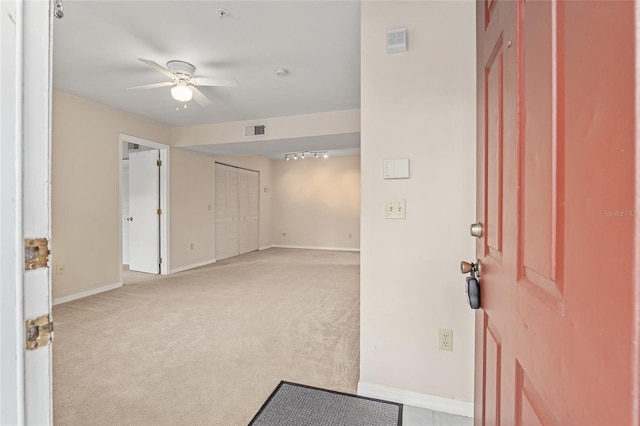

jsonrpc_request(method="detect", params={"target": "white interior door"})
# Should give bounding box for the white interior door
[129,150,160,274]
[122,160,130,264]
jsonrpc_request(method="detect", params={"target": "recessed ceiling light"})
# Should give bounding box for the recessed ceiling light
[275,68,288,77]
[216,8,228,18]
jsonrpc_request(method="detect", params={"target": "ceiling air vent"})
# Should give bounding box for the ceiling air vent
[387,28,407,54]
[243,124,266,137]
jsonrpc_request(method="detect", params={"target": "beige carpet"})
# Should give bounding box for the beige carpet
[122,265,160,285]
[53,248,360,426]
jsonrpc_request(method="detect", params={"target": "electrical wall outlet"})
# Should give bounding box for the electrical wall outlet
[439,328,453,351]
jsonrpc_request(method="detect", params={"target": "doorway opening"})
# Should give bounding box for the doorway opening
[119,134,170,285]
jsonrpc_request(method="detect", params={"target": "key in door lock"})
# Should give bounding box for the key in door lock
[460,260,481,309]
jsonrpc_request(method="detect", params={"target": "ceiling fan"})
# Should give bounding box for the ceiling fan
[127,58,238,107]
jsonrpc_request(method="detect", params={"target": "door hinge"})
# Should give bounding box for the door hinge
[157,208,162,215]
[157,160,162,166]
[24,238,50,270]
[25,314,54,350]
[159,258,163,264]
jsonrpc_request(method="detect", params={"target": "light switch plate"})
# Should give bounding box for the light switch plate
[385,199,406,219]
[383,159,410,179]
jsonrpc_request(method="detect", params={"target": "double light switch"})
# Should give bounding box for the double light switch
[385,199,406,219]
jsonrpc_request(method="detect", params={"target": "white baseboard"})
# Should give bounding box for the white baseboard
[259,245,273,251]
[357,382,474,418]
[169,259,216,274]
[271,244,360,252]
[53,282,122,306]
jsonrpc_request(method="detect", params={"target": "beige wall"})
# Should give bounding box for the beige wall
[52,88,353,300]
[171,109,360,147]
[52,90,170,299]
[360,1,476,403]
[272,156,360,250]
[169,148,216,270]
[214,155,273,250]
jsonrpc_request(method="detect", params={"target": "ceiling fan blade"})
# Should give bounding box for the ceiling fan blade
[190,86,212,107]
[138,58,176,80]
[191,77,238,87]
[127,81,175,91]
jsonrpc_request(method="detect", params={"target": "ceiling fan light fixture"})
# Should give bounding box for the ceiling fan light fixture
[171,82,193,102]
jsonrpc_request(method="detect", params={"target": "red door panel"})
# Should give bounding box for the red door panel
[485,36,504,258]
[475,0,637,425]
[484,321,502,425]
[520,0,564,307]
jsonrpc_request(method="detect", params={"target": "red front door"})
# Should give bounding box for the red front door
[475,1,638,424]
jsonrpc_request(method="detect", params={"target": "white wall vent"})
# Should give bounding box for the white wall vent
[387,28,407,54]
[243,124,267,137]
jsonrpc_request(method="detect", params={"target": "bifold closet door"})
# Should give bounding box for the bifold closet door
[215,165,228,260]
[247,171,260,252]
[226,169,240,258]
[238,170,251,255]
[238,169,260,254]
[215,164,259,260]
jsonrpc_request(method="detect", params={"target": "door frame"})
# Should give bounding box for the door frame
[1,1,26,423]
[118,134,170,279]
[1,0,53,423]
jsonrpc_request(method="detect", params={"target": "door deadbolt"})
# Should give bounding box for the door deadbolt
[470,222,483,238]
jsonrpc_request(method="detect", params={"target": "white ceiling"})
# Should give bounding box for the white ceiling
[53,0,361,159]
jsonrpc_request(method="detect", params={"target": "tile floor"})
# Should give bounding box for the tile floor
[403,405,473,426]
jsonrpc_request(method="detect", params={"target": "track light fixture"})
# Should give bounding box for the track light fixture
[283,151,328,161]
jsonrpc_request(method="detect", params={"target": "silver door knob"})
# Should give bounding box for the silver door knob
[470,222,483,238]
